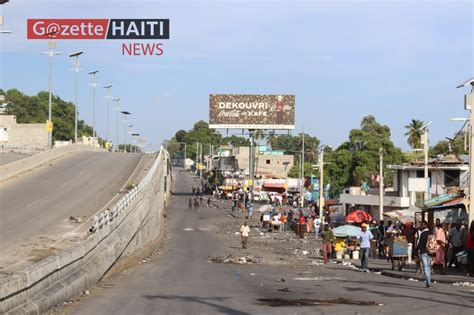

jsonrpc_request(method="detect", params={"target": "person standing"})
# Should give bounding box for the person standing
[313,215,322,240]
[321,223,335,264]
[188,197,193,211]
[448,222,465,270]
[416,220,433,288]
[358,223,374,272]
[377,220,386,258]
[401,222,416,264]
[434,222,447,274]
[465,221,474,277]
[240,221,250,249]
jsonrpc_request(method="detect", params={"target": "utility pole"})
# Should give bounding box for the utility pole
[317,146,324,217]
[457,78,474,225]
[300,130,305,207]
[249,130,255,201]
[423,127,430,202]
[379,147,384,221]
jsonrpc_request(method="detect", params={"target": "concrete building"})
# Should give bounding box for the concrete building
[0,115,48,150]
[339,154,468,220]
[215,145,294,178]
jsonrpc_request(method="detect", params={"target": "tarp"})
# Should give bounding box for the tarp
[384,209,416,223]
[345,210,372,223]
[333,225,361,238]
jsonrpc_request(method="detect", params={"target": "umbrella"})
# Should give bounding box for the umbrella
[258,205,273,212]
[345,210,372,223]
[333,225,361,238]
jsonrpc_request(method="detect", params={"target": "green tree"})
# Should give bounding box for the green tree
[431,136,468,156]
[404,119,424,149]
[5,89,94,143]
[222,135,250,147]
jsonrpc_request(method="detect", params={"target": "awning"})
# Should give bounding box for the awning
[430,197,467,210]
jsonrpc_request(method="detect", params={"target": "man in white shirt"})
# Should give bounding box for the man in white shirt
[313,215,322,239]
[240,221,251,249]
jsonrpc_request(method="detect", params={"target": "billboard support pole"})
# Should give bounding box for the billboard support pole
[249,130,255,203]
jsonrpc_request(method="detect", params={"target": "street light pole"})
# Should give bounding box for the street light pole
[69,51,83,143]
[318,144,329,217]
[41,32,61,149]
[379,147,384,222]
[120,111,131,152]
[88,70,99,148]
[104,84,112,144]
[113,98,120,152]
[420,121,432,202]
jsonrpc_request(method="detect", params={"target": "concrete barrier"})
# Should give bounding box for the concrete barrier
[0,150,172,314]
[0,144,106,182]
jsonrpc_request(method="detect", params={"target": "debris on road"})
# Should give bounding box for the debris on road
[453,282,474,287]
[208,255,263,264]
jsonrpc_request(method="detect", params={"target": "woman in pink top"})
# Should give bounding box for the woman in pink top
[434,222,447,274]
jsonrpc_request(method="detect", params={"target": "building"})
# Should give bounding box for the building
[214,145,294,178]
[0,115,48,150]
[339,154,469,221]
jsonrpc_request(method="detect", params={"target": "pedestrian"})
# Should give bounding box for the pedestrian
[313,215,322,240]
[298,216,306,239]
[193,196,199,210]
[416,220,434,288]
[240,221,250,249]
[402,222,417,264]
[377,220,386,258]
[358,223,373,272]
[369,222,379,259]
[447,222,465,270]
[188,197,193,211]
[247,203,253,219]
[320,223,335,264]
[207,197,211,207]
[465,220,474,277]
[434,222,447,274]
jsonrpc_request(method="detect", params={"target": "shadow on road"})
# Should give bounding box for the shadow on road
[143,295,252,315]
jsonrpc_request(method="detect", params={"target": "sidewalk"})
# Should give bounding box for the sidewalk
[336,257,473,284]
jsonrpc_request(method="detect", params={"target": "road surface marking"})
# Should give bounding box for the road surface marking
[26,199,42,207]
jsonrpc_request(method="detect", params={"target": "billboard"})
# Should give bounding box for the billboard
[209,94,295,129]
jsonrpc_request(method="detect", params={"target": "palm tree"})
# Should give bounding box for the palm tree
[404,119,424,149]
[266,131,277,149]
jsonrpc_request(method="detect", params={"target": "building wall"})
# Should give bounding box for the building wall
[0,115,47,149]
[233,146,294,178]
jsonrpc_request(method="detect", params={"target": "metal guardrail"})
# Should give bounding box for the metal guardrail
[89,150,163,234]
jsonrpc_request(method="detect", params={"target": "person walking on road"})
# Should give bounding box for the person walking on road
[313,215,322,240]
[188,197,193,211]
[240,221,250,249]
[320,223,335,264]
[358,223,373,272]
[416,220,433,288]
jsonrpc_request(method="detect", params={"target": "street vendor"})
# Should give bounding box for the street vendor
[321,223,335,264]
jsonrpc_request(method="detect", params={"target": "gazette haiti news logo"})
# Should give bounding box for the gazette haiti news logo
[27,19,169,56]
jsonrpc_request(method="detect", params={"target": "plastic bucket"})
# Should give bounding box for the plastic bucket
[344,254,350,260]
[336,252,343,259]
[352,250,360,260]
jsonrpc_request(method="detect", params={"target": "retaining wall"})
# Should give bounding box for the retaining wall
[0,144,107,182]
[0,150,172,314]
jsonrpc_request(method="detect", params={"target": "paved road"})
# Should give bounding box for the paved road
[0,152,33,165]
[69,172,474,315]
[0,151,142,251]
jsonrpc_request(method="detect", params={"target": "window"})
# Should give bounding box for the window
[266,159,271,164]
[444,170,460,187]
[416,170,431,179]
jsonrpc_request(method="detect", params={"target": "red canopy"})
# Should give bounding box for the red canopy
[345,210,373,223]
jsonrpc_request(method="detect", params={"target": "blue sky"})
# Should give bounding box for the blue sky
[1,0,473,151]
